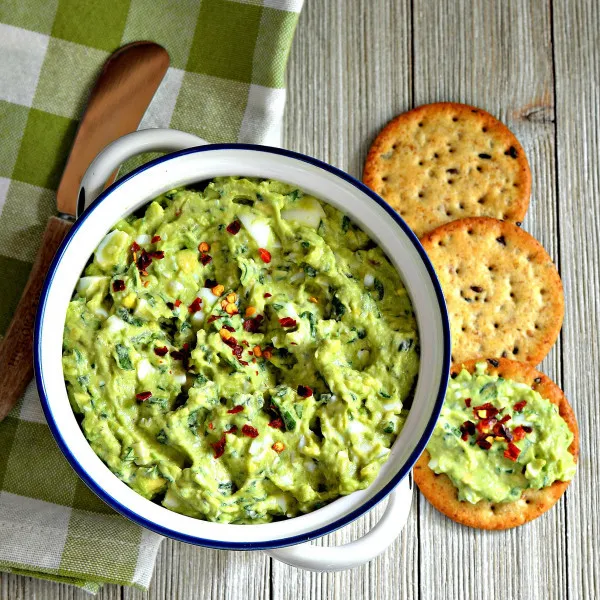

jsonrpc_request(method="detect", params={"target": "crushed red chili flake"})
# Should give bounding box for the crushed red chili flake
[131,241,141,253]
[183,343,189,351]
[297,385,313,398]
[258,248,271,263]
[473,402,500,419]
[227,405,244,414]
[243,314,264,333]
[232,345,244,359]
[149,250,164,260]
[493,422,513,441]
[170,350,185,360]
[112,279,125,292]
[476,436,493,450]
[208,422,214,430]
[222,324,235,332]
[188,297,202,313]
[226,426,238,434]
[513,400,527,412]
[504,442,521,461]
[154,346,168,357]
[207,315,222,323]
[136,250,152,271]
[135,391,152,401]
[499,414,511,424]
[460,420,476,441]
[151,235,161,243]
[223,336,238,348]
[200,254,213,266]
[512,426,527,441]
[464,397,472,408]
[264,292,272,298]
[242,424,259,438]
[279,317,297,328]
[211,435,227,459]
[522,425,533,433]
[476,417,497,433]
[268,417,284,430]
[241,340,249,347]
[205,278,217,288]
[238,359,249,366]
[226,220,241,235]
[174,299,182,307]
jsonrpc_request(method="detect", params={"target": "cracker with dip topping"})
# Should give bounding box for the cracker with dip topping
[414,358,578,530]
[420,217,563,365]
[363,102,531,238]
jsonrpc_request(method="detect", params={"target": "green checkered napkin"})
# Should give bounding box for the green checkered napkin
[0,0,302,593]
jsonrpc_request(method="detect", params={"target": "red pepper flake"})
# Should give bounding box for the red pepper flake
[212,435,226,458]
[464,398,471,408]
[226,220,241,235]
[226,425,238,434]
[135,391,152,401]
[512,426,527,441]
[268,417,284,430]
[174,299,182,307]
[258,248,271,263]
[460,420,476,441]
[522,425,533,433]
[207,315,222,323]
[149,250,165,260]
[243,314,264,333]
[492,422,513,442]
[279,317,297,328]
[513,400,527,412]
[188,297,202,313]
[264,293,272,298]
[241,424,259,438]
[297,385,313,398]
[136,249,153,271]
[131,241,141,253]
[200,254,213,266]
[223,336,238,348]
[222,324,236,332]
[504,442,521,462]
[151,235,161,243]
[473,402,500,419]
[476,436,493,450]
[499,414,511,424]
[112,279,125,292]
[208,422,214,430]
[232,345,244,359]
[182,343,189,351]
[238,359,249,366]
[227,405,244,414]
[205,278,217,288]
[241,340,249,347]
[154,346,168,357]
[476,417,497,433]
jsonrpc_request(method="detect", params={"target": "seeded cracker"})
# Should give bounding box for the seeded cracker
[363,103,531,237]
[414,358,578,530]
[420,217,564,365]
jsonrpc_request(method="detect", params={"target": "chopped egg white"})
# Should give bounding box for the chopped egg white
[281,197,326,228]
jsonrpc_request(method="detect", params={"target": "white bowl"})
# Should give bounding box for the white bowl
[34,129,450,565]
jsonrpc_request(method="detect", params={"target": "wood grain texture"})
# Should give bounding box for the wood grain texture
[412,1,568,599]
[2,0,600,598]
[0,216,72,423]
[553,1,600,599]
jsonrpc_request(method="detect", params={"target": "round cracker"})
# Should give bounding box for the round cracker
[363,102,531,238]
[420,217,564,365]
[414,358,579,530]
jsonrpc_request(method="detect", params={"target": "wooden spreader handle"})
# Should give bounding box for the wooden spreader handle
[0,217,72,422]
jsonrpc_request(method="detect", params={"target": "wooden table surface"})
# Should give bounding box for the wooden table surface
[2,0,598,598]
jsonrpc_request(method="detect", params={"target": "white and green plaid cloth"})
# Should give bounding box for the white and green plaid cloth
[0,0,302,593]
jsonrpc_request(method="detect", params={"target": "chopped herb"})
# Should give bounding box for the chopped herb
[373,278,385,300]
[302,263,317,277]
[115,344,133,370]
[342,215,350,232]
[331,295,346,320]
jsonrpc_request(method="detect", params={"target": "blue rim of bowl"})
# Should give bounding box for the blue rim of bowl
[34,143,450,551]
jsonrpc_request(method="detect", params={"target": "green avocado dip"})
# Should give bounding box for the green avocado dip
[62,176,420,523]
[427,363,576,504]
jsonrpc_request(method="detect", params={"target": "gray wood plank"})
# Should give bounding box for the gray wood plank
[412,1,567,599]
[123,539,270,600]
[274,0,418,599]
[553,1,600,598]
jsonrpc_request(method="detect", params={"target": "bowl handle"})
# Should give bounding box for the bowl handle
[78,128,207,215]
[265,474,413,572]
